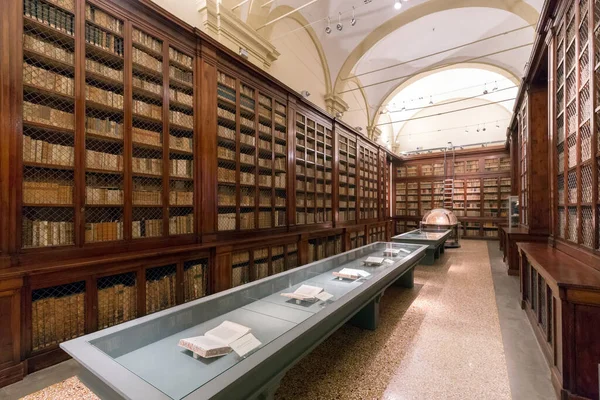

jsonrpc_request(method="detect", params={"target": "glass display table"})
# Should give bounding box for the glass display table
[391,229,452,265]
[61,242,427,400]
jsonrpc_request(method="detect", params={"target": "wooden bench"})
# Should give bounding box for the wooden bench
[500,226,547,275]
[518,242,600,400]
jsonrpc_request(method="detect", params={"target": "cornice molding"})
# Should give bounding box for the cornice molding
[196,0,279,69]
[324,93,349,115]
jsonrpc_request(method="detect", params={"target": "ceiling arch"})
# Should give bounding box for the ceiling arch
[332,0,539,98]
[371,62,521,130]
[250,4,333,96]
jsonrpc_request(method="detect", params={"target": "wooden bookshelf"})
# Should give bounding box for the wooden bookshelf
[0,0,399,386]
[393,147,511,239]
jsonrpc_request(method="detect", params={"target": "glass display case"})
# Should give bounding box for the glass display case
[391,229,452,265]
[61,242,428,400]
[420,208,461,248]
[508,195,519,228]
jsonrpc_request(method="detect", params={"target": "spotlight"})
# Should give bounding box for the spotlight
[465,127,468,133]
[394,0,401,10]
[483,83,488,95]
[325,17,332,34]
[351,6,356,26]
[496,121,500,128]
[336,112,344,118]
[301,90,310,98]
[493,81,498,91]
[337,13,343,31]
[429,95,433,105]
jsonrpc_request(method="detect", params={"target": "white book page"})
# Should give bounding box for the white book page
[229,333,262,357]
[338,268,370,278]
[205,321,251,345]
[365,256,384,264]
[294,284,323,297]
[179,336,228,351]
[384,249,400,255]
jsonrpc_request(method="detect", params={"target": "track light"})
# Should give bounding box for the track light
[483,83,488,95]
[465,127,468,133]
[351,7,357,26]
[493,81,498,91]
[429,95,433,105]
[476,124,480,132]
[325,17,332,34]
[482,124,486,132]
[496,121,500,128]
[394,0,401,10]
[301,90,311,98]
[337,13,343,31]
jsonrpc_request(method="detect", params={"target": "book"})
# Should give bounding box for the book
[363,256,384,266]
[280,284,323,301]
[333,268,371,280]
[383,248,401,257]
[178,321,251,359]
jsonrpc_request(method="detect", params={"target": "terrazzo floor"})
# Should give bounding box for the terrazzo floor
[1,240,555,400]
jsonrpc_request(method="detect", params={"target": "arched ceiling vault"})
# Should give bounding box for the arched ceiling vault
[372,62,521,130]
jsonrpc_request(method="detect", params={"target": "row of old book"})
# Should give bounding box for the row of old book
[183,262,206,302]
[85,221,123,242]
[169,214,194,235]
[339,187,356,196]
[86,150,123,171]
[87,115,123,138]
[24,62,74,96]
[170,159,193,178]
[132,219,163,238]
[86,187,123,205]
[85,23,124,56]
[85,4,122,34]
[24,101,74,130]
[86,57,123,81]
[132,157,162,176]
[23,136,75,167]
[24,33,74,65]
[31,291,84,351]
[169,47,193,69]
[133,28,162,53]
[170,191,193,206]
[86,85,124,109]
[133,76,162,96]
[24,181,73,204]
[133,99,162,120]
[338,210,357,222]
[133,47,161,73]
[133,189,162,205]
[217,72,235,89]
[170,88,193,107]
[169,66,193,85]
[24,0,75,35]
[296,211,332,225]
[97,284,136,330]
[23,219,74,247]
[170,110,193,129]
[145,274,176,314]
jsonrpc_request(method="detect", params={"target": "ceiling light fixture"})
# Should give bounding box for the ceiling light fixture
[351,6,357,26]
[429,95,433,105]
[394,0,401,10]
[337,13,343,31]
[482,123,486,132]
[483,83,488,95]
[325,17,332,34]
[493,81,498,91]
[496,121,500,128]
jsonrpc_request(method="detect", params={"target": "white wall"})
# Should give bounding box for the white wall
[269,18,328,111]
[340,81,369,133]
[395,97,510,151]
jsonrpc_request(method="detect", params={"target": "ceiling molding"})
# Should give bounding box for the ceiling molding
[332,0,540,99]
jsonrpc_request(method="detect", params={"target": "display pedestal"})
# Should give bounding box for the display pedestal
[349,294,381,331]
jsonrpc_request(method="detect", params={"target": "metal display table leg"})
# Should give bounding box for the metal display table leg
[349,294,381,331]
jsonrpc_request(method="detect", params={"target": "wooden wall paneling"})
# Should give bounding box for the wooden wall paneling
[199,42,217,240]
[0,279,23,376]
[287,96,297,228]
[194,39,202,238]
[12,0,24,254]
[123,20,134,241]
[212,244,232,293]
[0,0,11,258]
[589,0,598,258]
[332,120,340,226]
[73,0,85,247]
[298,232,309,266]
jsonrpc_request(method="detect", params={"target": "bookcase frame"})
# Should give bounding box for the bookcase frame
[0,0,399,386]
[393,147,511,239]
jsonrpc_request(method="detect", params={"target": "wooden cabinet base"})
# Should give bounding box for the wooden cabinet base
[0,362,25,388]
[518,243,600,400]
[500,226,547,275]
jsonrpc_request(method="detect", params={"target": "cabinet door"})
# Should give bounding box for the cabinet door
[0,283,21,368]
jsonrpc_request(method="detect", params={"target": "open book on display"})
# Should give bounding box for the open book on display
[178,321,251,358]
[280,284,323,301]
[333,268,371,280]
[383,248,401,257]
[363,256,385,266]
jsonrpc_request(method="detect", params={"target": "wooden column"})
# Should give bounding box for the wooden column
[527,86,550,235]
[198,42,218,241]
[212,245,232,293]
